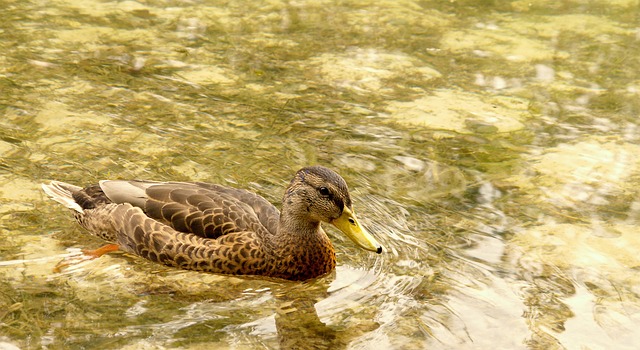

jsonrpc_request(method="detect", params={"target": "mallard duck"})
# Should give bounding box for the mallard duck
[41,166,382,281]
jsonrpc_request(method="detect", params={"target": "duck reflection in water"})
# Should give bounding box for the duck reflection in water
[43,166,383,347]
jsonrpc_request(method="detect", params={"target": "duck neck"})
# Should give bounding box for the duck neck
[268,205,336,280]
[275,206,326,247]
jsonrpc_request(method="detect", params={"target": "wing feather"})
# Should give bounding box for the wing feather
[101,181,279,239]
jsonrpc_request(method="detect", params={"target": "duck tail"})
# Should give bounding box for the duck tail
[41,181,84,213]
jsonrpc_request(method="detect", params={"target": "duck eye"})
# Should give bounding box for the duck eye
[318,187,330,196]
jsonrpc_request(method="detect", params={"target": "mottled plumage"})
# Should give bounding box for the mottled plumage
[42,166,382,281]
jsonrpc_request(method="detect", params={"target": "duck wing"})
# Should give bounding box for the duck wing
[194,182,280,235]
[99,181,279,239]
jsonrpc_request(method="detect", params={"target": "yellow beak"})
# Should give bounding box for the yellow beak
[331,207,382,254]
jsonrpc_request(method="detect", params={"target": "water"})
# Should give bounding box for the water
[1,0,639,349]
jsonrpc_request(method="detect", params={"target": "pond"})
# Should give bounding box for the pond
[1,0,639,349]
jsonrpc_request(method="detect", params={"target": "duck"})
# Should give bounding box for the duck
[41,166,382,281]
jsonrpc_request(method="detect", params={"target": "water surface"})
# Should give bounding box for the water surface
[1,0,639,349]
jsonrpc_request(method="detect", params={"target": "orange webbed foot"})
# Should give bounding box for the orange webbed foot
[53,244,120,273]
[81,243,120,258]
